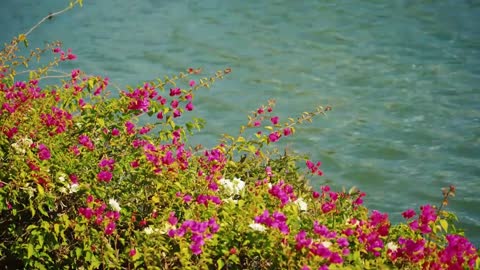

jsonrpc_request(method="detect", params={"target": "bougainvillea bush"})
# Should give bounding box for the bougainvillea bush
[1,2,478,269]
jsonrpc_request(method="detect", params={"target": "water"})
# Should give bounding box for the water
[1,0,479,246]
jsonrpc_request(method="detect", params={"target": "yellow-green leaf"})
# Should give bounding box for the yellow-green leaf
[439,219,448,232]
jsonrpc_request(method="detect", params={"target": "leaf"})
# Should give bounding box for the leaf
[439,219,448,232]
[18,34,26,41]
[76,248,82,259]
[37,184,45,197]
[97,118,105,127]
[236,136,245,143]
[54,223,60,235]
[27,243,34,258]
[217,258,224,270]
[151,195,160,203]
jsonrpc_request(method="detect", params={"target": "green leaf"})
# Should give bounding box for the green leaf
[76,247,82,259]
[97,118,105,127]
[54,223,60,235]
[439,219,449,232]
[217,258,224,270]
[37,184,45,197]
[27,243,34,258]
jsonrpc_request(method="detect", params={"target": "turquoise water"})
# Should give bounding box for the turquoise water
[2,0,479,246]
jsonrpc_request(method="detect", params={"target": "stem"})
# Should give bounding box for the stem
[24,1,80,38]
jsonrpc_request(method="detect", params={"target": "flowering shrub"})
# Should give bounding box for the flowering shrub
[0,2,479,269]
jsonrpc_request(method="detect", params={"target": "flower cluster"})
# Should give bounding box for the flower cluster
[78,195,120,235]
[168,215,220,255]
[253,210,290,235]
[268,180,296,207]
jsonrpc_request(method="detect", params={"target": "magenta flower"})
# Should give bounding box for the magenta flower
[186,102,194,111]
[171,99,179,109]
[157,112,164,119]
[283,127,292,136]
[173,109,181,118]
[111,128,120,136]
[98,158,115,171]
[270,116,279,125]
[321,202,335,213]
[37,144,51,160]
[189,80,196,87]
[125,121,136,135]
[268,132,280,143]
[168,212,178,226]
[104,221,116,235]
[402,209,416,219]
[169,87,181,96]
[129,248,136,257]
[257,107,264,114]
[130,160,139,168]
[97,170,113,182]
[69,174,79,184]
[78,134,94,150]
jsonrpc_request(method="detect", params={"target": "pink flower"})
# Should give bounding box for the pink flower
[169,87,181,96]
[186,102,194,111]
[253,121,261,127]
[130,160,139,168]
[157,112,164,119]
[104,221,116,235]
[402,209,416,219]
[66,49,77,60]
[270,116,279,125]
[173,109,181,118]
[139,126,151,135]
[257,107,264,114]
[171,99,179,109]
[283,127,292,136]
[97,170,113,182]
[189,80,196,87]
[129,248,136,257]
[69,174,79,184]
[111,128,120,136]
[168,212,178,225]
[38,144,51,160]
[125,121,135,135]
[268,132,280,143]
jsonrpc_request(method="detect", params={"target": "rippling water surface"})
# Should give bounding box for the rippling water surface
[1,0,479,245]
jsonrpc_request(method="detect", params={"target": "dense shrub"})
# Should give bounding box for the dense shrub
[1,2,478,269]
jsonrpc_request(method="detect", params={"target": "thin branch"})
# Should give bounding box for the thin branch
[24,1,80,38]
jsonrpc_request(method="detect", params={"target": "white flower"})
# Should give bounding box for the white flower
[219,177,245,196]
[321,241,332,248]
[108,198,121,212]
[387,242,398,251]
[249,223,266,232]
[69,183,79,194]
[143,226,159,235]
[159,223,175,234]
[58,173,67,182]
[11,137,32,155]
[294,197,308,212]
[11,142,25,154]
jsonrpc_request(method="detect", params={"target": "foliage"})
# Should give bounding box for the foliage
[1,2,479,269]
